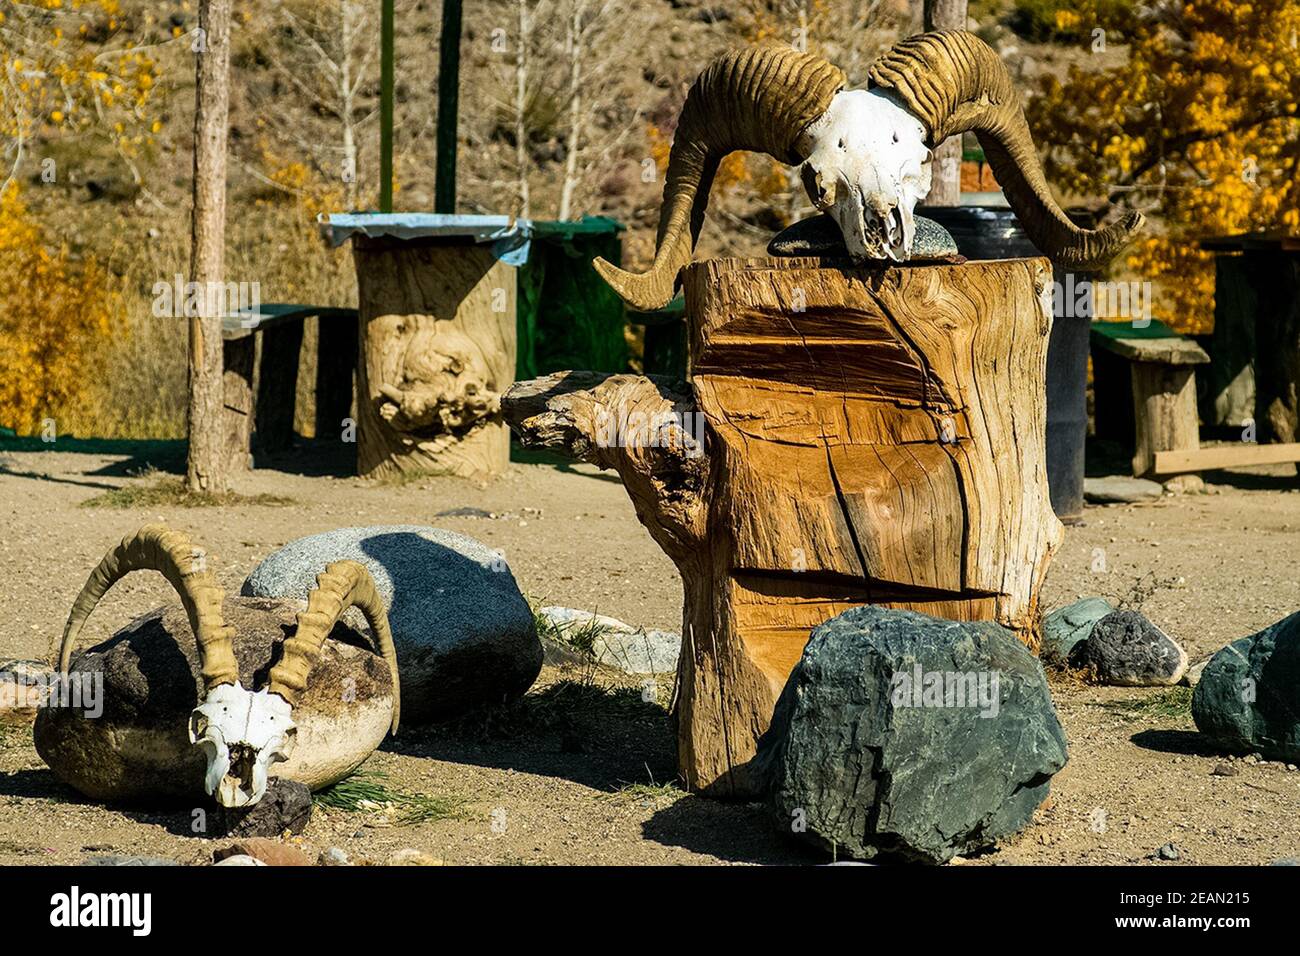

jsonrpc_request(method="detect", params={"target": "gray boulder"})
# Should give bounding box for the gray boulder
[1042,597,1114,665]
[1068,609,1188,685]
[761,606,1068,864]
[242,526,541,722]
[538,606,681,674]
[1192,611,1300,763]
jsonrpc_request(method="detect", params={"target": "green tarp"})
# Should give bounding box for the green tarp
[516,216,627,379]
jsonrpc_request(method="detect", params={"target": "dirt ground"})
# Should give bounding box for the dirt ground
[1,443,1298,866]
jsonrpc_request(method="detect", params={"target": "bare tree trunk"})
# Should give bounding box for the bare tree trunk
[557,1,585,220]
[186,0,232,493]
[923,0,966,206]
[340,0,359,208]
[514,0,531,217]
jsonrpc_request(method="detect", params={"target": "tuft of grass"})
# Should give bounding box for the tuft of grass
[81,475,294,509]
[1095,686,1193,721]
[599,766,684,804]
[313,770,468,825]
[533,608,609,657]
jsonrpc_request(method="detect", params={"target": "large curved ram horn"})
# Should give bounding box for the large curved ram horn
[267,561,401,734]
[58,524,238,692]
[869,30,1143,270]
[594,44,845,311]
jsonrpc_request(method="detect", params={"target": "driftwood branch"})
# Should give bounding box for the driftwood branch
[503,370,708,559]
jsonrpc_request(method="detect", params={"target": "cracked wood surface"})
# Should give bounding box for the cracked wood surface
[353,239,516,480]
[505,257,1061,796]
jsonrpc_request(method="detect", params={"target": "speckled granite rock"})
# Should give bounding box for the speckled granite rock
[1068,609,1188,686]
[242,526,542,721]
[767,213,959,260]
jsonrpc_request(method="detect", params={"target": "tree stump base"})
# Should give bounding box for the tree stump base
[505,256,1062,797]
[353,237,516,480]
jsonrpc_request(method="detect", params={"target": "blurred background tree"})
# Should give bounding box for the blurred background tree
[1028,0,1300,334]
[0,0,166,192]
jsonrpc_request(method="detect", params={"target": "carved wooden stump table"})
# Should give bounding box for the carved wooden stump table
[504,256,1062,797]
[352,236,516,480]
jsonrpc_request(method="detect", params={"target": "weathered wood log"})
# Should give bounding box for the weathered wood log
[221,336,254,473]
[353,237,516,480]
[1126,339,1209,477]
[505,257,1062,797]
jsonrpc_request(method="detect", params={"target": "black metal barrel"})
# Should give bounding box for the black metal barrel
[918,205,1091,521]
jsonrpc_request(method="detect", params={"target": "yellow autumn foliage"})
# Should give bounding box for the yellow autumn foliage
[0,0,163,171]
[0,184,116,435]
[1028,0,1299,334]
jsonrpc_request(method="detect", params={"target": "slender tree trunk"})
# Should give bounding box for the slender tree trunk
[186,0,232,493]
[923,0,966,206]
[340,0,359,209]
[557,1,585,220]
[514,0,531,218]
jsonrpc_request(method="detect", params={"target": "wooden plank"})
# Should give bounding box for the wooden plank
[1131,363,1200,477]
[1103,336,1209,366]
[1153,442,1300,475]
[221,305,357,340]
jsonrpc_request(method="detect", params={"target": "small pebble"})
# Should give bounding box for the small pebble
[318,847,350,866]
[1156,843,1181,861]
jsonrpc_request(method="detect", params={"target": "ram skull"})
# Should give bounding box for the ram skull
[593,30,1144,311]
[57,526,400,807]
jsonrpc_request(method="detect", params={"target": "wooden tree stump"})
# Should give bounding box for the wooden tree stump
[505,257,1062,797]
[353,237,516,480]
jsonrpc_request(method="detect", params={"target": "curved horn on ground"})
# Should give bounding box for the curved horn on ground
[868,30,1143,270]
[58,524,238,691]
[268,561,401,733]
[594,45,845,311]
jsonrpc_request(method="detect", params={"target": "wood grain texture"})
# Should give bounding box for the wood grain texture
[505,256,1061,797]
[1131,362,1200,478]
[352,238,516,479]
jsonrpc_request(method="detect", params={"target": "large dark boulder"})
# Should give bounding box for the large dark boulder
[1067,609,1187,686]
[761,606,1068,864]
[1193,610,1300,762]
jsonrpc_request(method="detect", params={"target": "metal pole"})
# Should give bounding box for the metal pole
[434,0,463,214]
[379,0,394,212]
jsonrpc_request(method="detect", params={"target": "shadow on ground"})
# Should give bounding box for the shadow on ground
[382,677,678,793]
[1130,728,1226,758]
[640,796,821,864]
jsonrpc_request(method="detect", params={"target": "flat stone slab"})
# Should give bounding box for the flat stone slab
[538,606,681,674]
[767,213,960,261]
[1084,475,1164,503]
